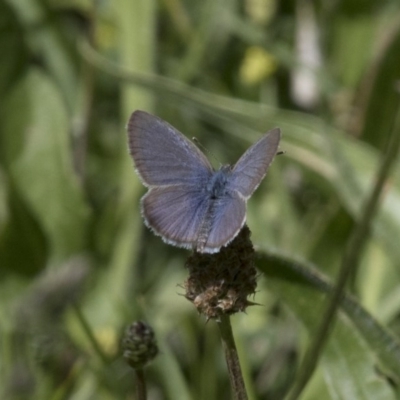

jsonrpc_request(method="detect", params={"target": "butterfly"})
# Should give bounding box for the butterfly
[127,110,281,253]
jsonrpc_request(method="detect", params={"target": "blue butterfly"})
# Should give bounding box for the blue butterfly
[128,111,281,253]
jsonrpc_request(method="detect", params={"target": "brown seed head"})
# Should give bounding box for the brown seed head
[122,321,158,369]
[184,225,257,319]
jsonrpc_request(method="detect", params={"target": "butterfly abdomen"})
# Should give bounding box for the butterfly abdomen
[195,201,219,252]
[196,168,235,252]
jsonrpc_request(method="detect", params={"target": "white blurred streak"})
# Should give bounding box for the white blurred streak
[292,0,322,109]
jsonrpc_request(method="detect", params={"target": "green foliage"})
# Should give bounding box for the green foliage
[1,0,400,399]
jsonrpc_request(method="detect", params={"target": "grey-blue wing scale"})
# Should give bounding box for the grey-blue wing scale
[128,110,213,187]
[227,128,281,198]
[142,185,211,249]
[128,110,214,249]
[199,191,246,252]
[202,128,281,250]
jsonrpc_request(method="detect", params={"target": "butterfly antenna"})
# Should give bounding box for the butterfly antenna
[192,137,220,165]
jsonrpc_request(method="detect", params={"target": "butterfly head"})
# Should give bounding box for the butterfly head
[219,164,233,173]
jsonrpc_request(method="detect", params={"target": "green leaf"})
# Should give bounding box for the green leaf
[330,15,375,88]
[1,68,90,264]
[359,23,400,149]
[8,0,79,112]
[257,251,400,397]
[281,126,400,268]
[0,1,28,98]
[0,177,48,276]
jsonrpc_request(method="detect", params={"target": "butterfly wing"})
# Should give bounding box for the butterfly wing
[198,191,246,253]
[142,185,210,249]
[199,129,280,251]
[228,128,281,198]
[128,111,213,187]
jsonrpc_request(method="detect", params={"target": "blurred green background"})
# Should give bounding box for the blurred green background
[2,0,400,399]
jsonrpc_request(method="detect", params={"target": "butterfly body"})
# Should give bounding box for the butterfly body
[205,166,232,199]
[127,110,280,253]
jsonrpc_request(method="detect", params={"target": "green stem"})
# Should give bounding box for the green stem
[72,304,109,365]
[174,0,218,82]
[287,98,400,400]
[217,315,248,400]
[135,368,147,400]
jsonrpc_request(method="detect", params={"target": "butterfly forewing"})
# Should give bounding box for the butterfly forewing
[228,128,281,198]
[128,111,213,187]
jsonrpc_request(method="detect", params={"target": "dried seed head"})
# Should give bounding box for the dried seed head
[122,321,158,369]
[184,225,258,319]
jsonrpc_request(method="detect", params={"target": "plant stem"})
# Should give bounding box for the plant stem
[217,315,248,400]
[286,98,400,400]
[135,368,147,400]
[72,304,109,365]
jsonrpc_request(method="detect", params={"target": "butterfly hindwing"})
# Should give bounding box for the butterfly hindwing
[199,191,247,252]
[142,185,210,248]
